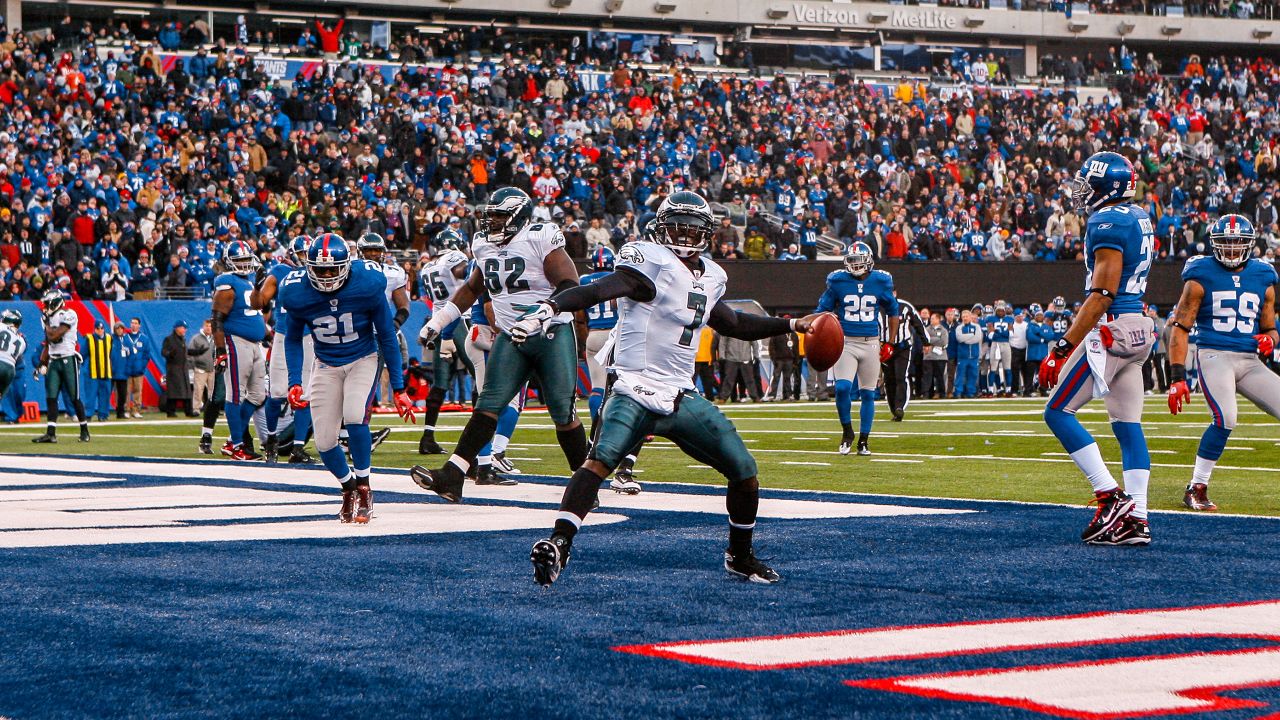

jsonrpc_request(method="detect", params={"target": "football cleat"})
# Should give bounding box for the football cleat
[31,433,56,444]
[410,465,464,503]
[418,430,444,455]
[370,427,391,453]
[610,466,642,495]
[263,435,278,465]
[221,441,238,458]
[339,490,356,523]
[198,435,213,455]
[1089,516,1151,546]
[475,467,518,486]
[79,426,90,442]
[288,447,316,464]
[234,446,263,462]
[1183,483,1217,512]
[839,429,855,456]
[857,440,871,456]
[531,536,571,587]
[492,452,519,474]
[724,550,780,584]
[1081,488,1135,543]
[891,407,904,422]
[354,486,372,524]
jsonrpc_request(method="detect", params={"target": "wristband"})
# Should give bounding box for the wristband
[789,318,798,331]
[1051,338,1076,356]
[1170,363,1186,384]
[1170,320,1191,333]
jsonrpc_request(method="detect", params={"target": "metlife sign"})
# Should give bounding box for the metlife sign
[784,3,961,29]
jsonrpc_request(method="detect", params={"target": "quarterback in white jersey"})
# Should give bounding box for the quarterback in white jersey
[415,236,481,457]
[516,190,821,588]
[410,187,587,503]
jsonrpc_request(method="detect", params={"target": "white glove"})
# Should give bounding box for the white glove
[510,301,557,345]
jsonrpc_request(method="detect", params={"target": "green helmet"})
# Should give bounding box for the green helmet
[655,191,714,258]
[434,229,468,254]
[1,309,21,327]
[356,232,387,262]
[478,187,533,244]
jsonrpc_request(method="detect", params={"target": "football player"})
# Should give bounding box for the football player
[355,232,407,452]
[1167,214,1279,512]
[212,240,268,461]
[1039,151,1156,546]
[279,234,416,523]
[253,235,314,464]
[984,300,1013,397]
[0,310,27,404]
[461,287,524,482]
[411,187,587,502]
[814,241,899,456]
[32,290,90,444]
[522,191,821,586]
[416,233,480,457]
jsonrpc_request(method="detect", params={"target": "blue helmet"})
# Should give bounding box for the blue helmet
[290,235,312,266]
[844,240,873,277]
[307,233,351,293]
[1029,302,1044,316]
[1069,151,1136,213]
[591,246,615,272]
[1209,213,1255,268]
[222,240,258,276]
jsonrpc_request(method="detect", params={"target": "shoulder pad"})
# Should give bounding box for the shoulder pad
[826,269,845,282]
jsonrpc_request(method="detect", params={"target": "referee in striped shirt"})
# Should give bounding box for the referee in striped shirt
[880,296,926,421]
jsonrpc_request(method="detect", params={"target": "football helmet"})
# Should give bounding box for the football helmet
[844,241,874,277]
[478,187,533,244]
[434,229,468,254]
[655,191,714,258]
[290,235,312,266]
[1,309,22,327]
[1029,303,1044,316]
[356,233,387,263]
[1068,151,1135,213]
[1051,295,1066,310]
[222,240,259,276]
[1209,213,1255,269]
[591,246,615,272]
[41,289,64,316]
[307,233,352,293]
[983,304,995,316]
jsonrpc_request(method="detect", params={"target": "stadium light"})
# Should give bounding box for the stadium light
[274,17,307,24]
[604,0,624,12]
[766,7,790,19]
[1254,28,1273,38]
[654,1,677,13]
[1116,21,1135,34]
[1161,24,1182,34]
[1067,19,1089,31]
[415,24,447,33]
[866,11,889,22]
[549,0,572,8]
[963,16,984,27]
[112,8,151,15]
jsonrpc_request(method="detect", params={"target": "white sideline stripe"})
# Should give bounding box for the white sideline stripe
[779,461,831,467]
[687,465,712,470]
[870,459,923,464]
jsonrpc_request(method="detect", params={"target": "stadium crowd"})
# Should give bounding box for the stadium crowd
[0,16,1273,305]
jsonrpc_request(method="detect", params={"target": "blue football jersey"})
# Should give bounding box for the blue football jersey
[1046,309,1073,338]
[815,269,899,338]
[279,260,403,389]
[984,314,1011,342]
[214,272,267,342]
[1184,255,1278,353]
[267,262,295,335]
[580,271,618,330]
[1084,204,1154,315]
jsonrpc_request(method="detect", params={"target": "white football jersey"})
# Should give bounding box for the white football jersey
[420,250,470,306]
[44,308,79,357]
[381,261,408,308]
[612,241,727,390]
[471,223,573,332]
[0,326,25,367]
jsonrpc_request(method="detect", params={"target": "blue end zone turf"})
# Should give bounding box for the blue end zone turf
[0,456,1278,719]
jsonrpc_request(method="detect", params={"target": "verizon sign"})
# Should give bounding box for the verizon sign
[786,3,960,29]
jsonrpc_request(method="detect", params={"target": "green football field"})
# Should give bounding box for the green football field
[1,395,1277,516]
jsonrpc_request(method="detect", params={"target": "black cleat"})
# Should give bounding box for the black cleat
[475,467,518,486]
[79,426,90,442]
[891,407,904,422]
[199,435,213,455]
[1081,488,1135,543]
[724,550,780,584]
[354,486,373,524]
[31,433,56,444]
[857,440,871,456]
[370,427,391,453]
[492,452,519,474]
[531,536,571,587]
[339,490,356,523]
[288,447,315,464]
[410,465,465,503]
[418,431,444,455]
[1184,483,1217,511]
[1089,516,1151,546]
[263,435,278,465]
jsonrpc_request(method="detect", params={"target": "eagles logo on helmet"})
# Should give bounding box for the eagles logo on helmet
[356,233,388,263]
[655,191,714,258]
[478,187,534,244]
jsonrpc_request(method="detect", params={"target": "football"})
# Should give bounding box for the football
[804,312,844,372]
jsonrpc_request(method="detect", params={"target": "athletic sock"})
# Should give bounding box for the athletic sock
[292,407,312,451]
[726,479,759,557]
[834,379,853,425]
[319,445,351,483]
[494,405,519,448]
[588,388,604,424]
[451,412,499,467]
[422,387,447,429]
[264,397,283,435]
[1192,455,1217,485]
[556,424,588,471]
[1123,468,1150,519]
[841,421,854,438]
[858,390,875,435]
[554,466,607,540]
[1069,443,1118,493]
[345,424,372,472]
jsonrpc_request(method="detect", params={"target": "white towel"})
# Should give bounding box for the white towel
[1084,328,1110,398]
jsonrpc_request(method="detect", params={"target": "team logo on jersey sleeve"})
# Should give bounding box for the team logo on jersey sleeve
[618,245,645,265]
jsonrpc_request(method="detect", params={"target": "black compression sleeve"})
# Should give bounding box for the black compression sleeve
[394,306,410,328]
[549,268,655,312]
[707,302,793,341]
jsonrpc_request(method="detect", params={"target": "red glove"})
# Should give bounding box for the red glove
[1168,380,1191,415]
[394,390,416,424]
[879,342,894,363]
[1039,339,1075,390]
[287,384,309,410]
[214,348,228,372]
[1256,333,1275,357]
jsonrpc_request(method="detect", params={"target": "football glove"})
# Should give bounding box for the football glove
[394,390,416,424]
[511,301,557,345]
[287,384,309,410]
[1167,381,1191,415]
[1256,333,1275,357]
[1038,339,1075,390]
[214,347,228,372]
[418,321,441,350]
[879,342,894,363]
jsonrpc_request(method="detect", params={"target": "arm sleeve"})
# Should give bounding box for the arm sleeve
[284,313,305,388]
[372,296,405,391]
[706,302,793,341]
[815,283,836,313]
[550,268,655,311]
